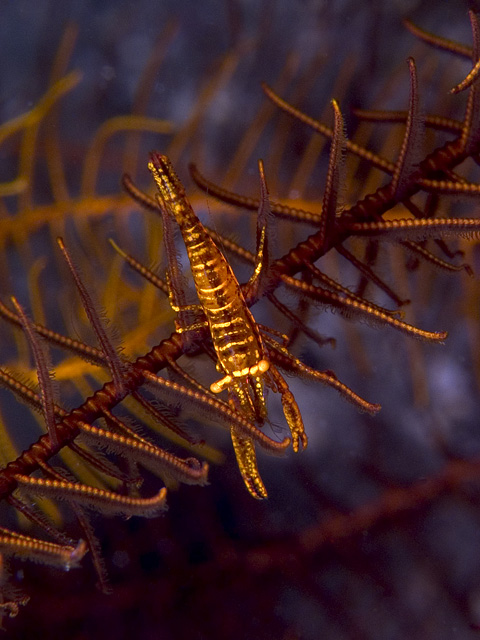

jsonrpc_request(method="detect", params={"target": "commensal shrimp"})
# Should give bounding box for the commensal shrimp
[148,153,306,498]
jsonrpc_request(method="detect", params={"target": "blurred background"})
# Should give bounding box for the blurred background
[1,1,480,638]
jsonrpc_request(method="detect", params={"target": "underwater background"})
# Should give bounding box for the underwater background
[1,1,480,638]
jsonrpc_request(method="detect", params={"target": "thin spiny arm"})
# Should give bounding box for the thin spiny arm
[450,56,480,94]
[264,337,381,415]
[130,390,199,444]
[342,216,480,241]
[189,162,324,224]
[0,298,106,366]
[303,262,402,318]
[460,12,480,153]
[245,159,274,300]
[403,18,472,58]
[319,100,345,249]
[10,297,59,447]
[35,461,111,594]
[390,57,423,197]
[77,421,208,486]
[57,237,128,394]
[109,239,169,295]
[7,494,74,546]
[401,240,471,274]
[352,108,463,134]
[281,275,447,342]
[335,245,408,306]
[261,82,394,174]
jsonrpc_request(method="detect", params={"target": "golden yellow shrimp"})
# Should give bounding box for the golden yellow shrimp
[148,153,306,498]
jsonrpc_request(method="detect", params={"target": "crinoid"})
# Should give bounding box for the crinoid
[1,6,480,634]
